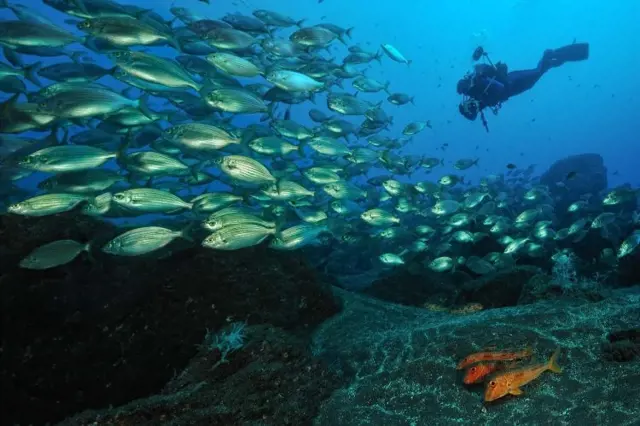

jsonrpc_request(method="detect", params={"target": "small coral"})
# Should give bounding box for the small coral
[548,253,609,300]
[551,253,578,290]
[202,322,247,364]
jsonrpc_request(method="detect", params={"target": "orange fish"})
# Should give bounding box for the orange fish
[457,346,533,370]
[484,348,562,402]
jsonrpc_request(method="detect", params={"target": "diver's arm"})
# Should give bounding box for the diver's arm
[483,77,505,93]
[474,63,496,78]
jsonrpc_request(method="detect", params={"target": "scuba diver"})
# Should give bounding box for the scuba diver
[457,42,590,132]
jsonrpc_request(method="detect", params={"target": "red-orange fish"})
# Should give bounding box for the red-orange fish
[463,360,520,384]
[484,348,562,402]
[463,362,501,384]
[457,347,532,370]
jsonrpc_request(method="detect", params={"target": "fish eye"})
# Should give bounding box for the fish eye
[470,367,476,372]
[489,381,496,387]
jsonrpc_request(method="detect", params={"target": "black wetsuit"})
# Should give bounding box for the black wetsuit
[459,43,590,122]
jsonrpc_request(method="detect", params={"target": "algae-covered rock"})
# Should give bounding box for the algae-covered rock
[312,287,640,426]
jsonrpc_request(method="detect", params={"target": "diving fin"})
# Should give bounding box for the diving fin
[552,42,590,63]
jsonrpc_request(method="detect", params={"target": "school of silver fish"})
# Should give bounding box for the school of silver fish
[1,0,639,275]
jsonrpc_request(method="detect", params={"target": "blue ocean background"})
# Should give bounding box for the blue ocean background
[5,0,639,195]
[4,1,640,425]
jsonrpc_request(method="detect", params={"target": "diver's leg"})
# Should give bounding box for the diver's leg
[506,69,544,97]
[539,43,590,71]
[508,43,589,98]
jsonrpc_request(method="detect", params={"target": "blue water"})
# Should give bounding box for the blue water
[4,0,638,194]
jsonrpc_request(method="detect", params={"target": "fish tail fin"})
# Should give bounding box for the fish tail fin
[83,37,100,53]
[337,34,348,46]
[116,129,133,163]
[23,61,42,87]
[274,215,287,235]
[46,125,66,146]
[3,46,22,67]
[0,93,20,117]
[375,50,383,64]
[259,109,271,123]
[167,111,187,125]
[73,0,89,16]
[410,96,415,105]
[473,158,480,167]
[548,348,562,373]
[179,222,196,242]
[240,125,256,146]
[83,239,98,264]
[407,59,413,67]
[198,78,217,96]
[121,86,136,100]
[296,19,306,28]
[137,93,153,119]
[384,81,391,94]
[345,27,355,39]
[168,36,183,53]
[189,162,202,180]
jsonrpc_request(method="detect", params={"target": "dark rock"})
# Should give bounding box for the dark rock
[363,267,466,308]
[608,329,640,344]
[0,212,341,426]
[617,249,640,287]
[602,329,640,362]
[602,340,639,362]
[531,277,609,304]
[455,266,541,308]
[58,325,345,426]
[539,153,607,213]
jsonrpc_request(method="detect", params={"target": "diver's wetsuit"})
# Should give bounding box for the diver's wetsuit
[459,43,589,122]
